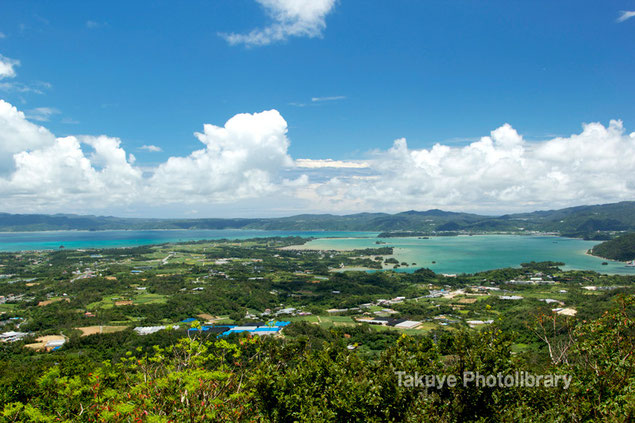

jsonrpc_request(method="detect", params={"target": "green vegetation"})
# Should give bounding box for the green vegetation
[0,298,632,422]
[0,237,633,421]
[591,232,635,261]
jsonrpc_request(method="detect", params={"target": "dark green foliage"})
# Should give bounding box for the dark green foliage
[2,299,632,422]
[591,232,635,261]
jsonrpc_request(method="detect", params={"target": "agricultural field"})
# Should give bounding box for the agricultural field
[0,237,633,422]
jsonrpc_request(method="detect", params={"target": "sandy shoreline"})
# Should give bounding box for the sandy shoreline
[584,249,613,261]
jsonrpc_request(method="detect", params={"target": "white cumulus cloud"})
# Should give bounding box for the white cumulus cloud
[0,133,141,210]
[0,102,300,212]
[0,54,19,79]
[221,0,336,47]
[0,100,141,210]
[296,159,369,169]
[0,98,634,216]
[297,121,635,213]
[0,100,56,176]
[148,109,294,203]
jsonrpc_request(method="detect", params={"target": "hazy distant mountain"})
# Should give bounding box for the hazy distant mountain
[1,201,634,239]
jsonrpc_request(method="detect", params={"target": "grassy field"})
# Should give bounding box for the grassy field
[320,315,357,327]
[87,292,168,309]
[134,293,168,305]
[0,303,16,312]
[285,315,356,327]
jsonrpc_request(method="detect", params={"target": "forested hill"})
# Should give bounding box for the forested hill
[1,201,634,237]
[591,232,635,261]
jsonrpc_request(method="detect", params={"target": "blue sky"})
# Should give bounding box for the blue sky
[0,1,634,217]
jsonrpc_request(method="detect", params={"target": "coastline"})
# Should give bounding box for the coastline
[584,249,632,264]
[0,232,632,274]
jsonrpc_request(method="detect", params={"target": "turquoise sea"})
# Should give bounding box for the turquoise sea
[0,230,375,252]
[0,230,633,275]
[300,234,635,275]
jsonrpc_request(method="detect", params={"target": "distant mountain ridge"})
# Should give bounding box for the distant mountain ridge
[1,201,634,239]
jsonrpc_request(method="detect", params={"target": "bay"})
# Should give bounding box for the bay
[298,234,635,275]
[0,230,632,275]
[0,229,376,252]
